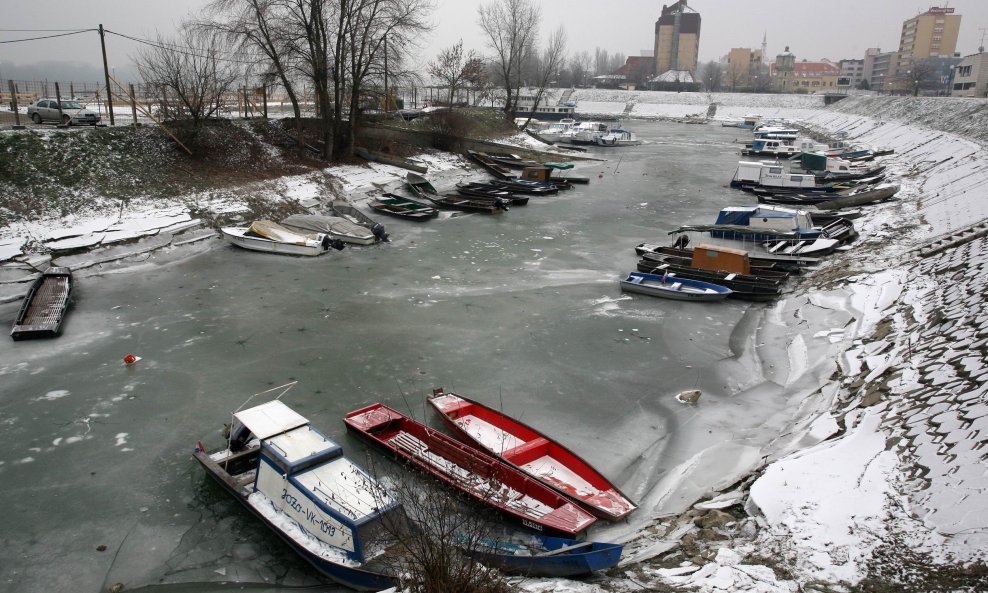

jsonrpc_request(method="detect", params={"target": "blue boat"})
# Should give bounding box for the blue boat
[620,271,732,302]
[462,533,623,577]
[193,399,400,591]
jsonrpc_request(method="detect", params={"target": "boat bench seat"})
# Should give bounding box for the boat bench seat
[670,282,682,290]
[501,437,549,462]
[724,273,737,281]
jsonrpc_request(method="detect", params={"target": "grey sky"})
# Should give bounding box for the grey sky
[2,0,987,81]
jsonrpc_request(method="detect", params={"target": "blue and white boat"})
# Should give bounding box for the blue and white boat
[711,205,857,244]
[193,399,400,591]
[620,271,732,301]
[462,533,623,577]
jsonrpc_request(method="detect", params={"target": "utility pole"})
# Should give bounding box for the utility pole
[99,24,115,125]
[383,35,389,112]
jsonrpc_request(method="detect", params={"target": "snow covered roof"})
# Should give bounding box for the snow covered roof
[652,70,695,83]
[234,400,308,439]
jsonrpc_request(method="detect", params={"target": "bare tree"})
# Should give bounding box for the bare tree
[569,50,591,88]
[897,58,942,96]
[198,0,303,121]
[517,27,566,127]
[478,0,540,120]
[594,47,609,76]
[700,60,723,92]
[362,461,512,593]
[428,40,481,107]
[135,27,240,135]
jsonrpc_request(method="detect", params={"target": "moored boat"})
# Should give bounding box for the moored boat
[330,201,390,242]
[369,194,439,221]
[344,402,596,536]
[10,267,73,340]
[595,129,641,147]
[220,221,343,256]
[620,271,732,301]
[192,399,400,591]
[462,533,623,577]
[281,214,380,245]
[428,389,636,521]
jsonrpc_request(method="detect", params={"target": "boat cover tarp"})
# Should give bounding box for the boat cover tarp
[246,220,314,245]
[281,215,372,240]
[234,400,308,439]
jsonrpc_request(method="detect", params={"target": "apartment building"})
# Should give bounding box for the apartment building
[952,52,988,97]
[896,6,961,74]
[654,0,701,78]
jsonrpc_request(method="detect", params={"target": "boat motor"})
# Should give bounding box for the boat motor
[371,222,390,243]
[321,235,347,251]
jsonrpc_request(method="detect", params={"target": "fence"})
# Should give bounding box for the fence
[2,78,491,125]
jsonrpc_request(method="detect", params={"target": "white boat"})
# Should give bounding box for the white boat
[595,129,641,147]
[528,118,576,141]
[220,220,338,256]
[561,122,609,145]
[281,214,378,245]
[193,399,400,590]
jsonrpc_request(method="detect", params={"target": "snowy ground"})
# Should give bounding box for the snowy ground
[3,91,988,592]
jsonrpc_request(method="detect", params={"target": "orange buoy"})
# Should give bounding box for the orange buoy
[123,354,137,365]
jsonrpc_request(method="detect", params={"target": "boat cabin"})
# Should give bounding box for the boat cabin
[732,161,817,188]
[753,127,799,140]
[232,401,400,564]
[691,244,751,275]
[521,166,554,182]
[715,206,816,234]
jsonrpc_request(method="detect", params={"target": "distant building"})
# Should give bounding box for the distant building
[862,48,882,87]
[770,53,840,93]
[951,52,988,97]
[654,1,701,79]
[772,47,796,92]
[895,6,961,87]
[617,55,657,87]
[839,59,865,88]
[870,51,898,93]
[727,47,764,90]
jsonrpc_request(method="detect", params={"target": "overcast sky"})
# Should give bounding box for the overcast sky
[2,0,987,82]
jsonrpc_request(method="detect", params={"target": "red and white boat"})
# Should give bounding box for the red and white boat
[344,403,596,537]
[428,389,637,521]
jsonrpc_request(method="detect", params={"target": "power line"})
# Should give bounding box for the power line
[104,29,264,66]
[0,29,95,44]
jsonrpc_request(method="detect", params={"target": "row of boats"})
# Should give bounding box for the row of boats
[522,118,642,147]
[617,126,900,303]
[194,389,632,589]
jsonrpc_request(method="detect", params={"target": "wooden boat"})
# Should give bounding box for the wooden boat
[634,242,818,273]
[455,183,530,205]
[428,390,636,521]
[428,194,509,214]
[639,252,790,279]
[405,172,439,199]
[330,201,390,242]
[193,400,400,591]
[635,260,781,301]
[462,533,623,577]
[467,150,517,180]
[368,194,439,221]
[489,179,560,195]
[221,221,342,256]
[344,403,596,536]
[620,272,732,302]
[281,214,380,245]
[483,152,541,169]
[10,267,73,340]
[813,183,899,210]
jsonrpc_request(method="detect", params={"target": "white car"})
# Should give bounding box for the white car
[26,99,101,126]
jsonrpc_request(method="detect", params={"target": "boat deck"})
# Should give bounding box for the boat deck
[388,431,555,519]
[11,273,71,338]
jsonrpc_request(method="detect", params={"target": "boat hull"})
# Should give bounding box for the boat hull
[620,272,732,301]
[345,403,596,536]
[428,391,636,521]
[10,267,73,340]
[465,535,623,577]
[193,449,394,591]
[221,227,328,256]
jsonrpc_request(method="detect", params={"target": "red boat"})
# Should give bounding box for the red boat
[428,389,637,521]
[344,403,597,537]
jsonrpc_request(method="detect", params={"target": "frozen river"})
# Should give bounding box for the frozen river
[0,121,845,591]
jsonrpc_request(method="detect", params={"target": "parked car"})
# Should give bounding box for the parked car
[26,99,101,126]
